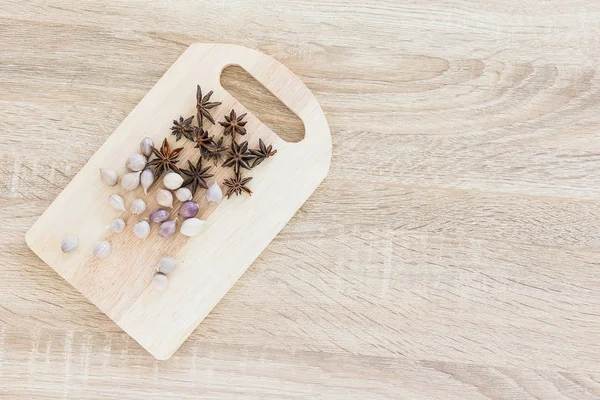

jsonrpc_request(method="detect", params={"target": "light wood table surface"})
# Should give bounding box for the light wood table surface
[2,1,600,399]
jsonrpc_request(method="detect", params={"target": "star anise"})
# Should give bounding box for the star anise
[196,85,222,125]
[194,127,215,159]
[171,115,195,141]
[223,140,253,173]
[207,137,227,166]
[219,109,248,137]
[180,158,214,195]
[223,172,252,198]
[147,138,183,176]
[250,138,277,167]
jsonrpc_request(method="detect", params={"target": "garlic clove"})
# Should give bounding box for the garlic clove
[140,137,154,157]
[179,201,199,218]
[152,273,168,291]
[109,218,126,233]
[133,221,150,239]
[100,169,118,186]
[180,218,205,237]
[93,241,111,258]
[109,194,126,211]
[157,257,177,274]
[141,169,154,194]
[175,187,192,202]
[205,182,223,204]
[163,172,184,190]
[158,220,176,238]
[126,154,147,172]
[156,189,174,208]
[130,198,147,215]
[121,171,141,191]
[61,236,78,253]
[149,209,170,223]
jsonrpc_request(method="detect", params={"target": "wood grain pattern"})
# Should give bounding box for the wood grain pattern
[24,43,332,360]
[2,0,600,398]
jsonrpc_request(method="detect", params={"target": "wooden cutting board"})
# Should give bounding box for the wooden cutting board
[25,43,331,360]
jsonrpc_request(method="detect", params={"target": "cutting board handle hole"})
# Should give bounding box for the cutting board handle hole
[220,66,306,143]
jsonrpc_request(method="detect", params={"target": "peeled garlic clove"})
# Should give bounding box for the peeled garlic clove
[179,201,199,218]
[158,257,177,274]
[180,218,205,237]
[130,198,146,215]
[126,154,147,172]
[140,137,154,157]
[175,187,192,202]
[61,236,78,253]
[156,189,173,208]
[158,220,176,238]
[149,209,170,223]
[163,172,183,190]
[109,218,126,233]
[141,169,154,194]
[205,182,223,204]
[121,171,141,191]
[100,169,118,186]
[109,194,126,211]
[133,221,150,239]
[152,273,168,291]
[93,241,110,258]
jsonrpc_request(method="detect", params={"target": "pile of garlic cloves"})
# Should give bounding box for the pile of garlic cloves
[100,135,220,244]
[61,135,223,291]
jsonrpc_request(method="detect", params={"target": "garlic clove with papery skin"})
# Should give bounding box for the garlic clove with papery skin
[175,187,192,202]
[121,171,141,191]
[126,154,147,172]
[158,220,176,238]
[109,194,126,211]
[100,169,118,186]
[140,137,154,157]
[149,209,170,223]
[133,221,150,239]
[156,189,173,208]
[61,236,78,253]
[179,201,199,218]
[180,218,205,237]
[109,218,126,233]
[130,198,147,215]
[140,169,154,194]
[157,257,177,274]
[205,182,223,204]
[152,273,168,291]
[93,241,111,258]
[163,172,184,190]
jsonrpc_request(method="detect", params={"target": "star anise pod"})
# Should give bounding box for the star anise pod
[250,138,277,167]
[171,115,195,141]
[147,138,183,176]
[223,172,252,198]
[196,85,222,125]
[219,109,248,137]
[207,137,227,166]
[223,140,253,173]
[193,127,215,159]
[180,158,214,195]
